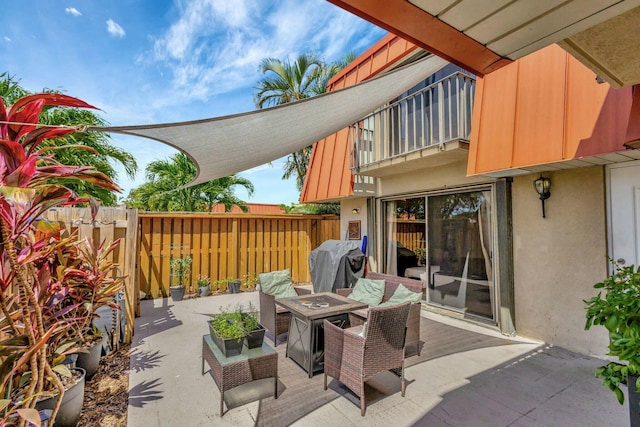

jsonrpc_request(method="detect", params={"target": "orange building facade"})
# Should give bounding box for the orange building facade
[302,33,640,357]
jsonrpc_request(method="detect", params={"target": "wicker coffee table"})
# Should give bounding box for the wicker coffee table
[201,335,278,416]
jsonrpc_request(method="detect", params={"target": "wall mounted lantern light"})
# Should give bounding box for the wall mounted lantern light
[533,176,551,218]
[351,208,360,214]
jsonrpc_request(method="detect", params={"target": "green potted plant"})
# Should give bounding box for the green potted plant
[196,274,211,297]
[170,256,192,301]
[208,305,246,357]
[585,260,640,425]
[212,276,241,294]
[0,93,121,426]
[208,304,265,356]
[228,277,241,294]
[242,272,259,291]
[243,303,265,349]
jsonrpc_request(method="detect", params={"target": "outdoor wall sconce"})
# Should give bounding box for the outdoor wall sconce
[352,208,360,214]
[533,176,551,218]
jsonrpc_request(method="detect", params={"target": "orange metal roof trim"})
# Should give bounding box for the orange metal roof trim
[327,0,511,77]
[300,34,418,203]
[468,44,636,176]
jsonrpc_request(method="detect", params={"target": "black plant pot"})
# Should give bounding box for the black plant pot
[245,324,266,349]
[208,320,244,357]
[76,338,103,379]
[228,280,241,294]
[170,285,186,301]
[36,367,86,427]
[630,374,640,427]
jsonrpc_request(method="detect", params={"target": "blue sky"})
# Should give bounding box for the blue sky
[0,0,385,205]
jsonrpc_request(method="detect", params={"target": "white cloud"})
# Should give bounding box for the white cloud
[106,19,126,38]
[4,36,11,43]
[65,7,82,17]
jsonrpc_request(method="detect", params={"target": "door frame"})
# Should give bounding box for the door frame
[605,160,640,273]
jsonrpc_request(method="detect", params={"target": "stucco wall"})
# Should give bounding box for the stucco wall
[380,161,488,195]
[512,167,610,356]
[340,198,368,246]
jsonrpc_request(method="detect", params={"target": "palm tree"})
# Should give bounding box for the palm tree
[254,52,356,191]
[38,107,137,205]
[0,73,138,205]
[127,152,254,212]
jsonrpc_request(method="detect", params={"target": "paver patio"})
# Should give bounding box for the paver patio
[127,291,628,427]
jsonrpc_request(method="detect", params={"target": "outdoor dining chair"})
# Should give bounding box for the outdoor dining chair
[258,269,311,345]
[323,301,411,416]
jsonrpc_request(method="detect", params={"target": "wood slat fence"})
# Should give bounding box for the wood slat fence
[138,213,340,299]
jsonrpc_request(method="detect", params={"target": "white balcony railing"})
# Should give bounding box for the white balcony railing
[351,72,475,171]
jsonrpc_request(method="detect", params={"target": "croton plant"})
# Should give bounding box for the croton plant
[0,94,122,426]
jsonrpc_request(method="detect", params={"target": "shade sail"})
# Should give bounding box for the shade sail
[89,55,447,187]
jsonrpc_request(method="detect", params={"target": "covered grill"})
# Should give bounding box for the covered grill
[309,240,365,293]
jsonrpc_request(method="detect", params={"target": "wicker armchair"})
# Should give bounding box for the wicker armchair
[336,272,422,356]
[323,301,411,416]
[259,287,311,345]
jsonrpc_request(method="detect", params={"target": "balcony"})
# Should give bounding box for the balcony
[351,72,476,178]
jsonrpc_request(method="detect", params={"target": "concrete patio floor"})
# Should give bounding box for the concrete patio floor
[127,291,629,427]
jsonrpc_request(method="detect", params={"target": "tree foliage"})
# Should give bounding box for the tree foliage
[126,152,254,212]
[0,72,138,205]
[253,52,355,192]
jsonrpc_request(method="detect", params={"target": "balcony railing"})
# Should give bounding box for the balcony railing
[351,72,476,171]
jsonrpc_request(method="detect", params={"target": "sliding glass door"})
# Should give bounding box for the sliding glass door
[382,188,495,322]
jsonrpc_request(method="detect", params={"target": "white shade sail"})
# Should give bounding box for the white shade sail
[89,55,447,187]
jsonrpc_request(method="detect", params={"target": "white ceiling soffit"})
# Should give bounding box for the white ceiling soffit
[90,55,447,188]
[409,0,640,87]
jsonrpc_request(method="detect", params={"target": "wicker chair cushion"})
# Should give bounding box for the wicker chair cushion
[348,278,385,306]
[259,269,297,298]
[379,283,421,307]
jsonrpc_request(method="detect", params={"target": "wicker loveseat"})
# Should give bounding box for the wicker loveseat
[336,272,423,356]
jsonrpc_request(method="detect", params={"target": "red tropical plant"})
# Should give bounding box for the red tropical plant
[0,93,120,426]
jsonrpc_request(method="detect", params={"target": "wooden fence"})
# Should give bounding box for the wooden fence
[42,207,139,343]
[138,213,340,299]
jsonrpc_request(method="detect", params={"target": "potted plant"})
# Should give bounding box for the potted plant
[585,260,640,425]
[208,304,265,356]
[212,276,241,294]
[208,305,246,357]
[60,237,124,379]
[0,93,121,426]
[242,272,259,291]
[196,274,211,297]
[228,277,241,294]
[170,256,192,301]
[243,303,265,349]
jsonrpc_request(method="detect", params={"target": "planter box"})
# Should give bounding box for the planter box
[245,324,266,349]
[208,319,244,358]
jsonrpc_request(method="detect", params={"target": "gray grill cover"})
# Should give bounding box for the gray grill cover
[309,240,365,293]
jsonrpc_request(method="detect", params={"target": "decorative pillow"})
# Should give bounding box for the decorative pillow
[259,269,297,298]
[379,283,421,307]
[348,278,385,306]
